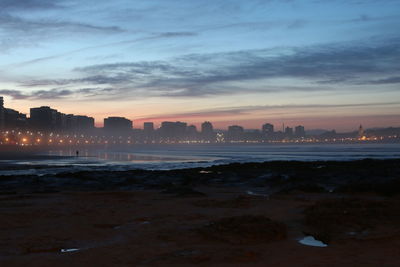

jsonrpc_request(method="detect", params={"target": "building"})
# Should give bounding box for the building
[0,97,5,129]
[65,114,77,131]
[143,122,154,133]
[75,115,95,132]
[244,129,263,142]
[358,124,365,138]
[262,123,274,140]
[227,125,244,141]
[201,121,213,134]
[160,121,175,139]
[4,108,27,129]
[175,122,187,137]
[285,126,293,138]
[56,112,67,130]
[187,125,198,140]
[201,121,215,142]
[0,97,26,130]
[159,121,187,141]
[143,122,155,142]
[104,117,132,133]
[294,125,305,138]
[30,106,59,131]
[262,123,274,134]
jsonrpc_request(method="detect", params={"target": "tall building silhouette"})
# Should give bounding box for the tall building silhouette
[4,108,27,129]
[64,114,95,132]
[262,123,274,140]
[201,121,214,142]
[294,125,305,138]
[143,122,154,133]
[30,106,59,131]
[285,126,293,138]
[104,117,132,133]
[187,125,198,140]
[75,116,95,132]
[0,97,27,130]
[227,125,244,141]
[358,124,365,138]
[143,122,155,142]
[201,121,213,134]
[160,121,187,141]
[262,123,274,133]
[0,97,4,130]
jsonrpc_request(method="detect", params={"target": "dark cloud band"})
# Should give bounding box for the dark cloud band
[16,37,400,99]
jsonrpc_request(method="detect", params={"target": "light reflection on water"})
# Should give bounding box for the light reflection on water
[49,143,400,164]
[48,149,219,163]
[0,143,399,175]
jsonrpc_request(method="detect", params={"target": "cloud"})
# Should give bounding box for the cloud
[363,76,400,85]
[0,90,28,100]
[287,19,308,29]
[157,32,198,37]
[197,19,308,33]
[0,14,123,34]
[14,31,198,66]
[136,102,400,121]
[22,75,132,87]
[0,12,124,51]
[18,37,400,98]
[0,0,63,11]
[0,87,113,100]
[344,14,400,23]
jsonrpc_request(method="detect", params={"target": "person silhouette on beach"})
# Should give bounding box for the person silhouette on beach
[76,150,79,157]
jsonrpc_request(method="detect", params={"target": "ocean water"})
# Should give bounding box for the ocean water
[1,143,400,175]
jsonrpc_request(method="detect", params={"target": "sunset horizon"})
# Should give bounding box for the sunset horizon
[3,98,399,132]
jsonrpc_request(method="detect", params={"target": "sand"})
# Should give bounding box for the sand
[1,188,400,266]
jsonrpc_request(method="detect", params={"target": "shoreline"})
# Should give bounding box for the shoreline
[1,158,400,195]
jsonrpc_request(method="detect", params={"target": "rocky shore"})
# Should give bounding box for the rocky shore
[1,159,400,195]
[1,159,400,266]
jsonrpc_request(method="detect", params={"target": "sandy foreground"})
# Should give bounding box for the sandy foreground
[1,188,400,267]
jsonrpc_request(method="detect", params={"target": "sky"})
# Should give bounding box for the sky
[0,0,399,131]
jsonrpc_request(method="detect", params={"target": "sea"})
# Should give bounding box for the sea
[1,143,400,176]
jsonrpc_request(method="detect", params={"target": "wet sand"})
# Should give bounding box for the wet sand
[1,159,400,266]
[1,189,400,266]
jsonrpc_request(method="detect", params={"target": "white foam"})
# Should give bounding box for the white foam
[246,190,268,197]
[60,248,80,253]
[299,236,328,247]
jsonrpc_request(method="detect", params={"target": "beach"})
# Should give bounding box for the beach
[1,159,400,266]
[2,0,400,265]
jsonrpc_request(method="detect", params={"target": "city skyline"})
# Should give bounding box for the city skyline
[0,96,392,133]
[1,1,400,131]
[1,96,400,146]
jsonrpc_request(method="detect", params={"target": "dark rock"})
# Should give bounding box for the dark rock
[303,198,400,244]
[335,180,400,196]
[2,159,400,193]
